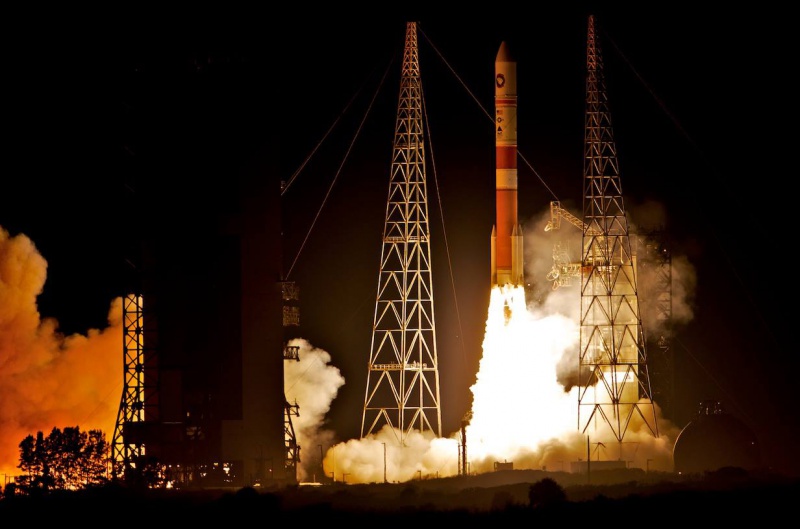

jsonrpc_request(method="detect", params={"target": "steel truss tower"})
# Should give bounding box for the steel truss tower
[577,15,659,444]
[112,174,160,483]
[281,280,301,479]
[361,21,442,442]
[111,294,155,480]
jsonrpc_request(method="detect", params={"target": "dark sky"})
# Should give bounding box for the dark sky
[3,9,796,475]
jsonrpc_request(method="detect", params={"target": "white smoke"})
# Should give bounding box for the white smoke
[284,337,345,482]
[308,200,692,484]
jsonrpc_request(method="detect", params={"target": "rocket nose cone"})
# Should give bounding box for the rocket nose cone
[496,41,513,62]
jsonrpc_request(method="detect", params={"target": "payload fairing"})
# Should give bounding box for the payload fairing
[491,41,524,287]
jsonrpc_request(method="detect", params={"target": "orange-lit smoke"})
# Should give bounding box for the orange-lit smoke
[0,227,122,481]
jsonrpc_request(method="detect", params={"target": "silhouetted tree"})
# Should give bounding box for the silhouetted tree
[528,477,566,509]
[2,481,18,499]
[17,431,55,492]
[16,426,109,494]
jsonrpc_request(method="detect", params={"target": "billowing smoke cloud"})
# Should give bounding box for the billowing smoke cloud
[284,338,345,482]
[523,204,584,388]
[525,200,698,385]
[319,200,693,483]
[319,277,681,483]
[0,227,122,480]
[628,199,697,331]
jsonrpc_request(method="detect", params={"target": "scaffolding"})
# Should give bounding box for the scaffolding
[111,293,152,480]
[111,168,161,484]
[281,280,300,479]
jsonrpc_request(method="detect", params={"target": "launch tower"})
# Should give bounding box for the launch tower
[111,170,159,483]
[111,292,149,481]
[110,58,288,487]
[577,15,659,445]
[361,22,443,443]
[281,280,301,480]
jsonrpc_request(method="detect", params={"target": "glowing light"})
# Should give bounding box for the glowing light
[465,285,580,470]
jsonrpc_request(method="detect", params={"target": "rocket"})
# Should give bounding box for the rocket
[491,41,524,287]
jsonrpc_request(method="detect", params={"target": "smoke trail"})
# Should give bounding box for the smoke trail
[0,226,122,480]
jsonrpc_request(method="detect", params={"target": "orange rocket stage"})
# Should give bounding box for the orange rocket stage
[491,41,524,287]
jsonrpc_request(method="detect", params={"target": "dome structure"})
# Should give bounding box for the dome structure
[673,400,761,474]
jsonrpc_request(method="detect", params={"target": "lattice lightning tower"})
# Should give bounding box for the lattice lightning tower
[111,173,160,482]
[361,22,442,443]
[577,15,659,444]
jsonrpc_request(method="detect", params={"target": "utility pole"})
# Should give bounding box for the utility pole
[383,443,387,483]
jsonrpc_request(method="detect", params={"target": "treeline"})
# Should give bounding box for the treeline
[6,426,109,496]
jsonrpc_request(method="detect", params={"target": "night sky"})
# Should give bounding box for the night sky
[3,8,796,475]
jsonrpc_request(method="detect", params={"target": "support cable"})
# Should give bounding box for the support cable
[285,56,395,279]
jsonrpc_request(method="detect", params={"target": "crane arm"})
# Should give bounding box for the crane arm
[545,201,598,234]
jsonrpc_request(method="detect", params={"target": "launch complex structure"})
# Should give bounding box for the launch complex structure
[360,19,664,466]
[109,18,671,487]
